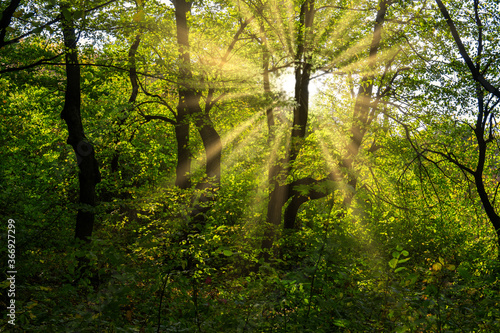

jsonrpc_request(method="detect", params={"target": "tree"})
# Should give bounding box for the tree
[60,3,101,241]
[245,0,411,255]
[408,0,500,256]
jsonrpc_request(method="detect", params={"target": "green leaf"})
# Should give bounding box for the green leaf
[457,267,472,281]
[223,250,233,257]
[13,10,23,18]
[62,8,72,21]
[74,10,84,20]
[133,10,145,22]
[398,257,410,264]
[333,319,349,328]
[389,258,398,269]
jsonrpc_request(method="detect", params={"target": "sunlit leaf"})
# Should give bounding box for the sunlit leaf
[432,262,442,271]
[398,257,410,264]
[389,258,398,269]
[133,10,145,22]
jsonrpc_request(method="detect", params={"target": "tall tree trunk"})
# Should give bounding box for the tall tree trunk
[174,0,222,224]
[261,160,290,257]
[281,0,314,230]
[261,28,275,143]
[262,0,315,253]
[195,113,222,189]
[174,0,197,189]
[174,107,192,189]
[259,23,279,252]
[473,84,500,256]
[282,0,391,229]
[60,6,101,241]
[341,0,389,208]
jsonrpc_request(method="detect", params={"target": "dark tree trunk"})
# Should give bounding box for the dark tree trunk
[474,85,500,255]
[474,172,500,252]
[0,0,21,48]
[195,113,222,189]
[174,108,192,189]
[283,195,307,230]
[60,7,101,241]
[174,0,222,223]
[436,0,500,257]
[281,0,390,230]
[261,162,290,256]
[282,0,314,230]
[262,0,315,252]
[174,0,197,189]
[189,118,221,223]
[128,34,141,103]
[283,175,335,229]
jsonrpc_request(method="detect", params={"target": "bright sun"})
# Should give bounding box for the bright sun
[276,69,326,100]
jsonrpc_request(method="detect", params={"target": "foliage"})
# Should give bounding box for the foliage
[1,0,500,332]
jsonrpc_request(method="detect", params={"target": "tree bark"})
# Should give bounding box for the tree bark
[281,0,391,229]
[0,0,21,48]
[60,6,101,241]
[282,0,315,229]
[194,112,222,189]
[174,0,222,223]
[341,0,389,207]
[474,85,500,254]
[283,174,335,229]
[262,0,315,252]
[261,161,290,257]
[261,26,275,143]
[434,0,500,257]
[174,0,197,189]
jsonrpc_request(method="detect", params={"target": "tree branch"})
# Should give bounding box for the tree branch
[435,0,500,99]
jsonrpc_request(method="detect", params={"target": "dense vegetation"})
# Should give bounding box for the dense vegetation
[1,0,500,331]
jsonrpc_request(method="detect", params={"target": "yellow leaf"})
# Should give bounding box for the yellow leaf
[133,10,145,22]
[432,263,442,271]
[446,264,456,271]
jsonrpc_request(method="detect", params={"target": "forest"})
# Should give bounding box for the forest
[1,0,500,331]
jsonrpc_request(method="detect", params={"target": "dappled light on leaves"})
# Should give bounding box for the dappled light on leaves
[2,0,500,332]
